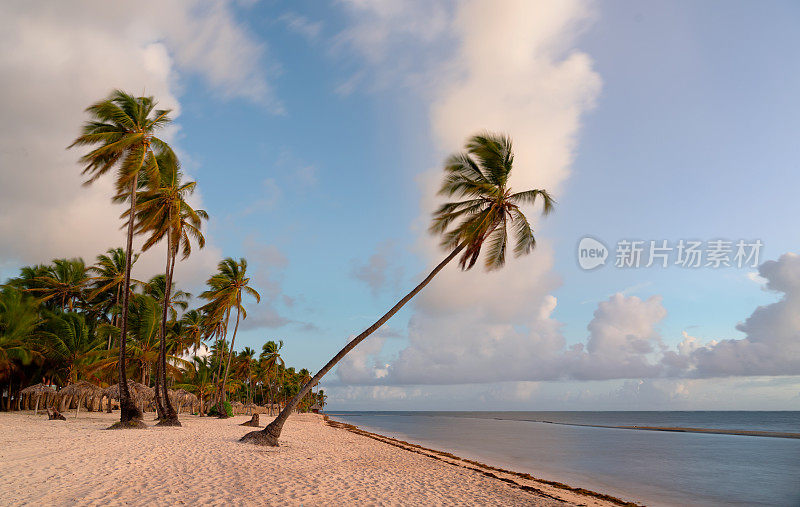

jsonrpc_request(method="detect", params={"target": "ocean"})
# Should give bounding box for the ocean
[326,411,800,506]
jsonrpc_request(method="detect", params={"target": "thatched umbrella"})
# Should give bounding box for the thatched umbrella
[105,381,154,414]
[20,383,56,415]
[172,389,198,414]
[58,381,103,418]
[231,401,245,415]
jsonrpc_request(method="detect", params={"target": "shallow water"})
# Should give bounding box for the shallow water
[327,411,800,506]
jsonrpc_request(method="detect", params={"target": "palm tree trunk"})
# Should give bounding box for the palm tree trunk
[158,243,179,425]
[153,353,165,420]
[219,299,241,416]
[114,173,142,427]
[110,284,121,349]
[242,243,465,445]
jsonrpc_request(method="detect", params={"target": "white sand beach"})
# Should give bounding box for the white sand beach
[0,412,628,506]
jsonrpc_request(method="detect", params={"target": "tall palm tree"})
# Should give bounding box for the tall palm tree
[132,154,206,425]
[242,132,554,445]
[70,90,174,428]
[200,258,260,414]
[259,340,284,414]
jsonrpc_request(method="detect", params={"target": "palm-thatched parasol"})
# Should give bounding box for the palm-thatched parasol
[172,389,198,414]
[20,383,56,415]
[104,381,155,413]
[58,380,104,418]
[231,401,245,415]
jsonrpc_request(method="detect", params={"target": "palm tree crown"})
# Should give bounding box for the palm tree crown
[430,133,554,270]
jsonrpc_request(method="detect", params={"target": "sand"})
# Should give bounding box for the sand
[0,411,628,506]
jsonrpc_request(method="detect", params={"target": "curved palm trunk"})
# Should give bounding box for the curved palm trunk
[114,173,143,427]
[156,237,180,426]
[241,243,465,446]
[218,298,241,416]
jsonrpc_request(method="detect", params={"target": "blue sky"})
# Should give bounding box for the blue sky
[1,1,799,409]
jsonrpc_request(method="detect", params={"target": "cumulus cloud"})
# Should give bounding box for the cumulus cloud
[333,0,601,385]
[679,253,800,377]
[0,1,276,291]
[337,253,800,385]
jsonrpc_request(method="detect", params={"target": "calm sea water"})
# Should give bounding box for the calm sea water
[327,411,800,506]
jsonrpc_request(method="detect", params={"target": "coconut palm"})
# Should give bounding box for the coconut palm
[31,258,88,312]
[70,90,174,428]
[259,340,284,413]
[235,347,256,405]
[0,287,42,408]
[132,157,206,425]
[41,312,105,385]
[242,132,555,445]
[200,258,260,414]
[179,309,206,358]
[86,248,139,346]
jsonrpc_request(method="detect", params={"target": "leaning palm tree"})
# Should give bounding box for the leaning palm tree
[242,132,554,445]
[70,89,174,428]
[132,156,206,425]
[200,258,260,414]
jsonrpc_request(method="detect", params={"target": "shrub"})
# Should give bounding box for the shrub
[208,401,233,417]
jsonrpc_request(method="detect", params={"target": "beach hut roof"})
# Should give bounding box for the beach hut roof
[104,380,154,402]
[58,380,103,399]
[173,389,198,404]
[21,383,55,396]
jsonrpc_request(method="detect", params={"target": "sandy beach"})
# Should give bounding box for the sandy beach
[0,411,629,506]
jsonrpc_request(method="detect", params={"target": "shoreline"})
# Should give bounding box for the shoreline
[1,410,634,506]
[323,415,639,507]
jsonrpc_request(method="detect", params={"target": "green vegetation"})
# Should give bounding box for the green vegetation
[0,90,324,421]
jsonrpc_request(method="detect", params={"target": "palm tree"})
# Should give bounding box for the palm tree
[179,310,205,358]
[175,356,215,415]
[0,287,42,409]
[141,274,190,421]
[70,90,174,428]
[242,132,555,445]
[259,340,284,414]
[200,258,260,414]
[41,312,105,385]
[86,248,139,347]
[32,258,88,312]
[133,155,206,425]
[235,347,256,405]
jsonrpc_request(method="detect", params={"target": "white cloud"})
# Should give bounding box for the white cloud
[684,253,800,377]
[334,0,601,385]
[0,1,276,291]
